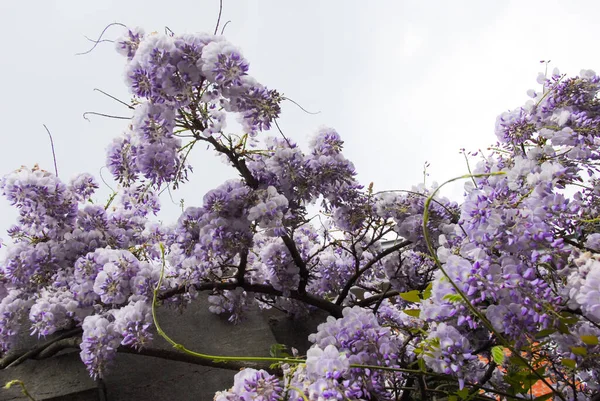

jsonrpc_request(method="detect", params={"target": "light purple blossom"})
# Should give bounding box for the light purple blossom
[215,368,282,401]
[79,315,121,379]
[423,323,476,390]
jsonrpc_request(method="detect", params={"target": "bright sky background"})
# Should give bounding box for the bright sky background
[1,0,600,248]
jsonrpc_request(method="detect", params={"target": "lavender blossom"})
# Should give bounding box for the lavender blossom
[79,315,121,379]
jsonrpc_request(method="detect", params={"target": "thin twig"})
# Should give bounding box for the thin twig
[282,97,321,115]
[76,22,127,56]
[83,112,131,121]
[273,119,292,148]
[84,36,113,45]
[220,21,231,35]
[98,166,116,193]
[214,0,224,35]
[336,240,411,306]
[94,88,134,109]
[42,124,59,177]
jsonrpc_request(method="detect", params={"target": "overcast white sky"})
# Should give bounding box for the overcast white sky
[1,0,600,247]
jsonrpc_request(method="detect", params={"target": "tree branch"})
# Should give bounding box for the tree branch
[235,248,249,285]
[159,281,342,318]
[357,290,400,307]
[0,327,83,369]
[202,135,311,295]
[336,240,411,306]
[280,234,309,294]
[203,136,259,189]
[3,336,277,374]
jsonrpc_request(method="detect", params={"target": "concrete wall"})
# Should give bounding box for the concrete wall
[0,296,326,401]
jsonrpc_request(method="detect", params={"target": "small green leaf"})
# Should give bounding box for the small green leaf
[557,321,570,334]
[559,312,579,325]
[509,355,530,367]
[269,343,289,358]
[535,328,556,339]
[448,396,458,401]
[456,388,469,399]
[443,293,463,303]
[422,282,433,300]
[534,394,553,401]
[570,346,587,356]
[399,290,420,303]
[561,358,577,368]
[581,335,599,346]
[403,309,420,317]
[491,345,505,364]
[534,365,547,377]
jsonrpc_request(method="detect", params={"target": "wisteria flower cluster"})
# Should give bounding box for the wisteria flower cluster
[0,26,599,401]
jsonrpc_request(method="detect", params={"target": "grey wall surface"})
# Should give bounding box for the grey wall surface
[0,296,325,401]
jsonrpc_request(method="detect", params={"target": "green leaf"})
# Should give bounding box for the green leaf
[269,343,289,358]
[448,396,458,401]
[570,346,587,356]
[442,293,463,303]
[559,312,579,325]
[557,321,570,334]
[399,290,420,303]
[417,358,426,371]
[534,394,553,401]
[534,365,547,377]
[561,358,577,369]
[403,309,420,317]
[422,282,433,300]
[491,345,505,364]
[508,355,530,367]
[535,328,556,339]
[521,367,547,390]
[581,335,599,345]
[456,388,469,400]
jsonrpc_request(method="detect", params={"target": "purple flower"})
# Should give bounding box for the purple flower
[423,323,476,390]
[0,290,28,352]
[200,41,249,87]
[306,344,349,380]
[111,300,153,349]
[79,315,121,379]
[29,287,79,337]
[69,173,99,201]
[495,107,536,145]
[0,165,78,239]
[216,369,282,401]
[115,27,145,60]
[106,134,139,184]
[91,249,140,305]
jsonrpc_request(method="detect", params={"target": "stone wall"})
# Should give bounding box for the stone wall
[0,296,326,401]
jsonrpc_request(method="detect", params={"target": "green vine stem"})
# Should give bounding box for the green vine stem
[421,172,566,401]
[152,244,303,366]
[3,380,36,401]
